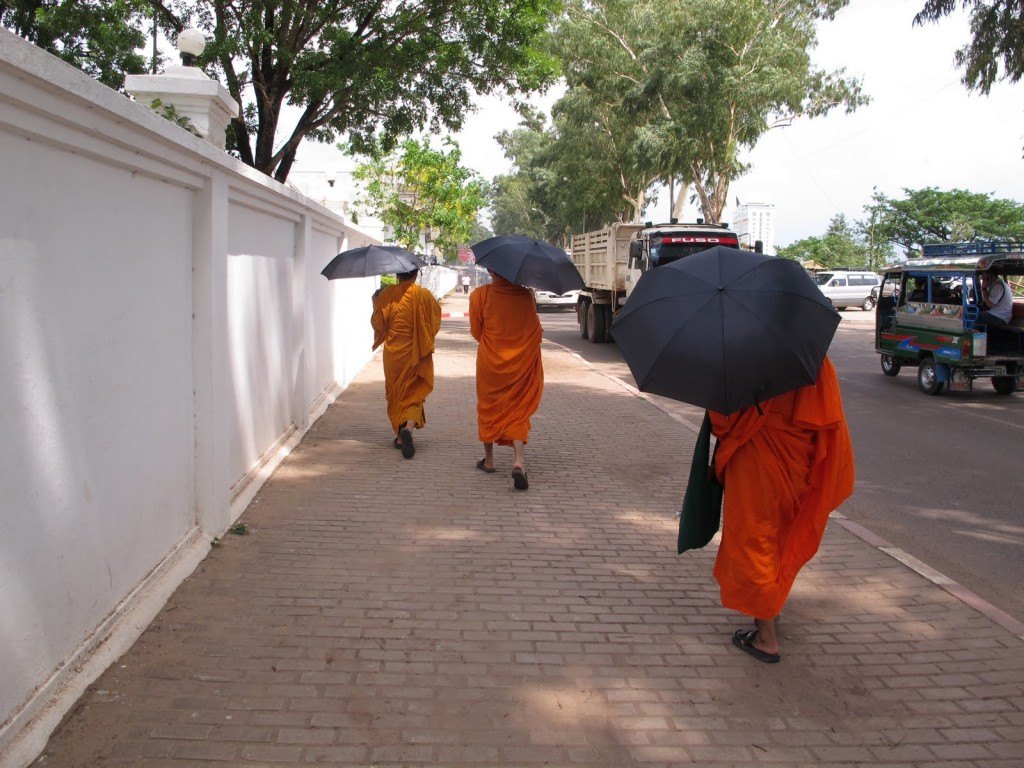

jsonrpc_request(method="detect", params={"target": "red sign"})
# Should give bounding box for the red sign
[458,248,475,264]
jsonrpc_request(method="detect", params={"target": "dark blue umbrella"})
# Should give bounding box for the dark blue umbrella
[471,235,584,294]
[611,246,840,415]
[321,245,425,279]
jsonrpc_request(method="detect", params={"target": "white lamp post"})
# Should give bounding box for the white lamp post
[125,27,239,148]
[175,28,206,67]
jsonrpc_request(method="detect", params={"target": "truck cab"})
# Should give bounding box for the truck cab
[626,221,741,291]
[572,220,741,343]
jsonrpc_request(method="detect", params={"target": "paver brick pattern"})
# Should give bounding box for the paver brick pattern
[33,309,1024,767]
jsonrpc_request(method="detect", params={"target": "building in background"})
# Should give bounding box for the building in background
[288,167,386,244]
[733,200,776,255]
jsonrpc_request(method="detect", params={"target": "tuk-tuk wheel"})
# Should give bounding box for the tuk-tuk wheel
[918,358,944,396]
[880,355,901,377]
[992,376,1017,395]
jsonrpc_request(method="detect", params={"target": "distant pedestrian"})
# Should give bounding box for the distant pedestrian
[469,270,543,489]
[711,357,855,663]
[370,269,442,459]
[461,274,471,293]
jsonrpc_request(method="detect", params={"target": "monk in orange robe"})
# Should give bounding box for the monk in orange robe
[710,356,854,663]
[469,272,543,490]
[370,269,442,459]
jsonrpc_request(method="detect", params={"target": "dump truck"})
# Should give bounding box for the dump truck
[571,220,741,342]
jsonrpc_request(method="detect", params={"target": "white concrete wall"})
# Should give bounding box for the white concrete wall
[420,265,459,298]
[0,30,380,767]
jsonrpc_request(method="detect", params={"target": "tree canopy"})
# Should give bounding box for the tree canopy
[0,0,152,89]
[352,137,486,261]
[489,107,626,243]
[870,187,1024,256]
[777,214,869,269]
[489,0,866,236]
[3,0,561,183]
[915,1,1024,94]
[168,0,560,182]
[547,0,866,225]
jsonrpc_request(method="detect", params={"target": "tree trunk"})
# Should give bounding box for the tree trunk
[672,182,688,221]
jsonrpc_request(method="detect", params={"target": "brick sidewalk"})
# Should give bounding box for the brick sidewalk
[33,298,1024,767]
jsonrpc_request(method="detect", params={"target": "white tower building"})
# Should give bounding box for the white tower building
[733,201,776,255]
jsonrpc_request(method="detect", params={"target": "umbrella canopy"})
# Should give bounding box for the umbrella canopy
[611,246,840,415]
[471,235,584,294]
[321,245,425,280]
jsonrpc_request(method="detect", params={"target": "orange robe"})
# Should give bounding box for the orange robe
[469,276,543,445]
[710,357,855,619]
[371,282,442,433]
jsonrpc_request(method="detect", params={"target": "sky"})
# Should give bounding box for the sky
[292,0,1023,248]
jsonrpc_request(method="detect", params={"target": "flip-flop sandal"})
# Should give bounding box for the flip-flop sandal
[399,428,415,459]
[476,458,496,474]
[511,467,529,490]
[393,437,402,449]
[732,629,780,664]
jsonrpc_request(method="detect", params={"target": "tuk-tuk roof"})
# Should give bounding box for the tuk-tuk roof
[886,242,1024,274]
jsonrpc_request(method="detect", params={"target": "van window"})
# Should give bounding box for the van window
[814,273,834,286]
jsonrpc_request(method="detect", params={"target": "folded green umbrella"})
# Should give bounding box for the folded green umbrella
[677,411,723,554]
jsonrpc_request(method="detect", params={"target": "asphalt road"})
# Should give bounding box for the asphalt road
[538,304,1024,622]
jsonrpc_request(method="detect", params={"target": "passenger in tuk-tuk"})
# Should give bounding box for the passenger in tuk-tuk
[908,278,927,302]
[931,279,957,304]
[974,269,1013,326]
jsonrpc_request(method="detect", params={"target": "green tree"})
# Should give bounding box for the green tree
[871,187,1024,256]
[818,214,868,269]
[551,0,866,225]
[5,1,561,183]
[490,114,561,241]
[856,193,897,270]
[777,236,824,265]
[777,215,870,269]
[160,0,560,182]
[489,108,625,244]
[552,0,667,222]
[352,137,487,262]
[0,0,154,89]
[915,1,1024,94]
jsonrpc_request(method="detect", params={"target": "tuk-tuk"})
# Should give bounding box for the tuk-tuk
[875,242,1024,395]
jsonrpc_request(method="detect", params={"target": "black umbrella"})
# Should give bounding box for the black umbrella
[321,245,425,279]
[611,246,840,415]
[471,235,584,294]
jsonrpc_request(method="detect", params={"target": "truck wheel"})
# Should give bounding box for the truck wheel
[862,296,875,311]
[917,357,944,395]
[880,354,901,377]
[586,303,607,343]
[578,298,590,339]
[992,376,1017,395]
[598,303,610,342]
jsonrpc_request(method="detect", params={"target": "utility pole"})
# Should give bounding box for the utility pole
[868,186,878,271]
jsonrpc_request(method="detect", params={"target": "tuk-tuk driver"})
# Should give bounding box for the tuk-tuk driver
[976,270,1013,326]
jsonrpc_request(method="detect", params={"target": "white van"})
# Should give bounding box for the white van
[813,270,882,310]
